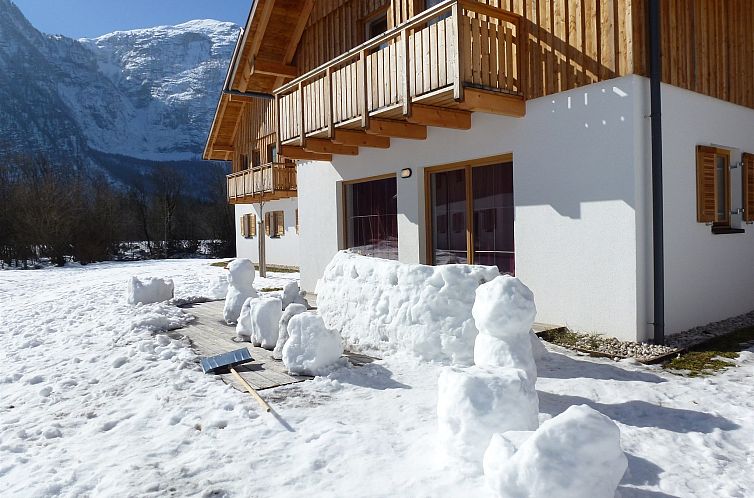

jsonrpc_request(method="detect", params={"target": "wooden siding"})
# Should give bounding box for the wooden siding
[232,98,277,174]
[295,0,390,73]
[632,0,754,110]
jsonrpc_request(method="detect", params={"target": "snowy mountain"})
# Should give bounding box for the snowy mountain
[0,0,237,193]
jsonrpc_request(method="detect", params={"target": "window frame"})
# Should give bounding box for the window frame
[696,145,731,227]
[424,153,514,269]
[341,173,399,260]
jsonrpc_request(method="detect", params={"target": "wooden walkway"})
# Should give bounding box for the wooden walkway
[176,300,373,392]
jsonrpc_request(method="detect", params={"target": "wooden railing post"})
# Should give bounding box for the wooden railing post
[298,82,305,147]
[401,28,412,116]
[452,2,464,101]
[275,94,282,154]
[326,66,334,138]
[359,49,369,129]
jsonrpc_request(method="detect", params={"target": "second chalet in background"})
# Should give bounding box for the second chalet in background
[204,0,754,344]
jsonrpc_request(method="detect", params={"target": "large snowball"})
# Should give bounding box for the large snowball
[127,276,174,305]
[206,274,229,300]
[317,251,499,365]
[473,276,536,340]
[474,333,537,383]
[273,303,308,360]
[483,405,628,498]
[437,366,539,472]
[223,259,258,324]
[282,313,344,376]
[281,281,308,309]
[529,331,548,362]
[236,296,282,349]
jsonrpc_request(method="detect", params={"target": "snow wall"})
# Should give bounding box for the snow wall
[316,251,500,364]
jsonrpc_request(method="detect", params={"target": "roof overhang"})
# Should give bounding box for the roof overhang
[204,0,315,161]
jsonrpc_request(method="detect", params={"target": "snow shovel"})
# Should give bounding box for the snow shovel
[201,348,272,412]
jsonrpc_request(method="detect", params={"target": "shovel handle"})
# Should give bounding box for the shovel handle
[230,367,272,412]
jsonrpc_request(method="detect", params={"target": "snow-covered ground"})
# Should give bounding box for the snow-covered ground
[1,260,753,497]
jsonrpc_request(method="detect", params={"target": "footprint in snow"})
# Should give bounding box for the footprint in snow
[26,375,44,385]
[43,428,62,439]
[112,357,128,368]
[39,387,53,398]
[100,420,118,432]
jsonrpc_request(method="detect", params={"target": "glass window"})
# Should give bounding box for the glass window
[715,154,728,223]
[472,163,514,274]
[429,161,515,273]
[431,169,468,264]
[345,177,398,260]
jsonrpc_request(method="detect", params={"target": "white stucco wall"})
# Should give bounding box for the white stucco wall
[235,198,300,267]
[643,82,754,335]
[298,75,646,341]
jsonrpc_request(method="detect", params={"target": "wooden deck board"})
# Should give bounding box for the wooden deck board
[176,300,373,392]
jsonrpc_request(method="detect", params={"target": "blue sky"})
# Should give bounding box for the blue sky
[13,0,251,38]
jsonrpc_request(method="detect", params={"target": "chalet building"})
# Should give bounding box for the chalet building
[204,0,754,344]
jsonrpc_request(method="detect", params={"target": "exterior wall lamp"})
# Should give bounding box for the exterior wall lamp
[400,168,412,179]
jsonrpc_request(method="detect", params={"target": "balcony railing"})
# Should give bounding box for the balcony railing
[275,0,524,147]
[227,162,297,202]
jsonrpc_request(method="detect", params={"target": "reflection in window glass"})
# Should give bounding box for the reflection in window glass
[346,177,398,260]
[431,169,468,264]
[472,163,514,274]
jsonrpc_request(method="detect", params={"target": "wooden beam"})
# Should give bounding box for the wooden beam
[457,88,526,117]
[239,0,277,90]
[275,0,315,88]
[333,130,390,148]
[407,104,472,130]
[304,139,359,156]
[212,146,235,153]
[366,118,427,140]
[252,58,298,79]
[280,145,332,161]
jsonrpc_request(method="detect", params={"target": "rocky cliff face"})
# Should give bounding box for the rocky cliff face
[0,0,238,191]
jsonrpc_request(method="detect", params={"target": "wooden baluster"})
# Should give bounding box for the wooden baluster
[298,82,305,147]
[452,3,464,101]
[359,49,369,129]
[326,66,334,138]
[401,28,412,116]
[275,94,281,156]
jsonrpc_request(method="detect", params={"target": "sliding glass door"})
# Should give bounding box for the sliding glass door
[429,159,514,274]
[345,176,398,260]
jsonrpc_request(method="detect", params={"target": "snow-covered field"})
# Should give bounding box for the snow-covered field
[1,260,753,497]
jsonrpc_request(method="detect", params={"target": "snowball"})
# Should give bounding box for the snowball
[206,274,229,300]
[273,303,308,360]
[236,296,282,349]
[483,405,627,498]
[223,259,258,324]
[281,281,308,310]
[316,251,499,364]
[472,276,536,340]
[529,331,548,362]
[127,276,174,305]
[282,313,344,376]
[437,366,539,472]
[474,333,537,383]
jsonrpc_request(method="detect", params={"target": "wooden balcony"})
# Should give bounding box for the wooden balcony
[274,0,526,160]
[227,162,297,203]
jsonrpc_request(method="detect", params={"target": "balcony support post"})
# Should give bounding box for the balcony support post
[326,67,334,138]
[401,28,412,116]
[452,2,464,101]
[298,81,305,147]
[359,49,370,129]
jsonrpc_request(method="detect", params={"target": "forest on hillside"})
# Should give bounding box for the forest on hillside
[0,151,235,268]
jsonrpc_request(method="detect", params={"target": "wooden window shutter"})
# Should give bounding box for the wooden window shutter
[264,212,271,236]
[696,145,717,223]
[276,211,285,237]
[743,153,754,223]
[295,209,300,234]
[250,214,257,237]
[240,216,247,237]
